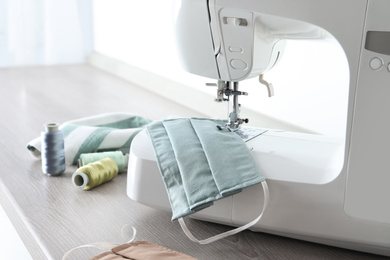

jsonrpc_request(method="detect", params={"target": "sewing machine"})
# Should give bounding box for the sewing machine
[127,0,390,256]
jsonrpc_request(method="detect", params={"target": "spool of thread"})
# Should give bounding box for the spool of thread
[72,158,118,190]
[41,123,66,176]
[77,151,129,173]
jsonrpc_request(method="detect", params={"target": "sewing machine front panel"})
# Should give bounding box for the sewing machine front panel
[345,0,390,225]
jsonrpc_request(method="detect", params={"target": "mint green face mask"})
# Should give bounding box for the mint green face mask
[147,118,266,221]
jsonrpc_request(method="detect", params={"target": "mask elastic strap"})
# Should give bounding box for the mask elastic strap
[178,181,269,244]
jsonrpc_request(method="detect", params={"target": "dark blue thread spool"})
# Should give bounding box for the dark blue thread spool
[41,123,66,175]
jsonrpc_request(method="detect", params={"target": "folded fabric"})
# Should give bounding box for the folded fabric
[27,113,152,165]
[90,241,198,260]
[147,118,265,220]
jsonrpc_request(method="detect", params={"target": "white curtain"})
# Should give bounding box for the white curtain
[0,0,93,67]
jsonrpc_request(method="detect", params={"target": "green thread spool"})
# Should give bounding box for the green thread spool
[72,158,118,190]
[78,151,128,173]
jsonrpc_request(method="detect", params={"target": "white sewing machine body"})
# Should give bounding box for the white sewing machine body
[127,0,390,256]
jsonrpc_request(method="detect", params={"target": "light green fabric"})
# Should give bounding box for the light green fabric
[147,118,265,220]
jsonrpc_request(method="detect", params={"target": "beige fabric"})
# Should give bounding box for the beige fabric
[90,241,198,260]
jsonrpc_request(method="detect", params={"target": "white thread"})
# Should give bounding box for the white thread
[62,225,137,260]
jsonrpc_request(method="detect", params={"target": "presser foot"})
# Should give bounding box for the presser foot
[226,115,249,132]
[216,124,267,142]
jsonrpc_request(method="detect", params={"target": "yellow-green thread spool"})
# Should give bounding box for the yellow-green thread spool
[72,158,118,190]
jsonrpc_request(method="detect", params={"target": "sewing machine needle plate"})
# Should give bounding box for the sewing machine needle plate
[235,127,267,142]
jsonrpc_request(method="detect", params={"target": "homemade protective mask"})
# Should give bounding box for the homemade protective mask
[91,241,198,260]
[63,226,198,260]
[147,118,269,243]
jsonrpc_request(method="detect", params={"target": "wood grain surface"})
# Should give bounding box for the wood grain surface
[0,65,387,260]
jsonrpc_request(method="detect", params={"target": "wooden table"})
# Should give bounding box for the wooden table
[0,65,386,260]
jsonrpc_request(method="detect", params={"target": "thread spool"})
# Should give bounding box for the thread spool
[77,151,129,173]
[72,158,118,190]
[41,123,66,176]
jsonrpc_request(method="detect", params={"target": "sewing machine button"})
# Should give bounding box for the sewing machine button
[369,57,383,70]
[224,17,247,26]
[229,46,243,53]
[388,62,390,72]
[230,59,248,70]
